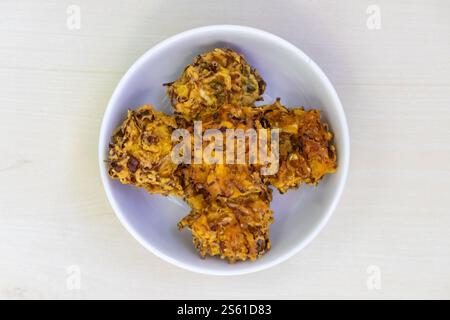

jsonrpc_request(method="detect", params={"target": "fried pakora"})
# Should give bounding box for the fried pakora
[166,48,266,121]
[178,193,273,262]
[106,48,339,263]
[107,105,183,196]
[175,103,276,262]
[258,100,337,193]
[179,104,267,200]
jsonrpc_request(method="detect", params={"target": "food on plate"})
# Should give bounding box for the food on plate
[178,193,273,262]
[107,48,338,263]
[179,104,267,200]
[166,48,266,121]
[181,163,268,200]
[107,105,183,196]
[174,103,275,262]
[257,100,337,193]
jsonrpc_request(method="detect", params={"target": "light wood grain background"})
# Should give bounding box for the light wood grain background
[0,0,449,299]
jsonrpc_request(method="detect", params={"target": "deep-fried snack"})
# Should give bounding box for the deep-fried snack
[179,104,267,200]
[258,100,337,193]
[166,48,266,121]
[178,193,273,262]
[182,163,269,200]
[106,48,339,264]
[176,104,275,262]
[107,105,183,196]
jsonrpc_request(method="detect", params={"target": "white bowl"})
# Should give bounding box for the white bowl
[98,25,349,275]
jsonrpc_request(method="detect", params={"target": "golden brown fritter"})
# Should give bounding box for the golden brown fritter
[179,104,267,200]
[107,105,183,196]
[106,48,339,264]
[166,48,266,121]
[258,100,337,193]
[181,163,269,200]
[178,193,273,262]
[176,104,275,262]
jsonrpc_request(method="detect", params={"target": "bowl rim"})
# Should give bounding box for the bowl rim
[98,24,350,276]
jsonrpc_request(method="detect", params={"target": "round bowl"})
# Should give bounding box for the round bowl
[99,25,349,275]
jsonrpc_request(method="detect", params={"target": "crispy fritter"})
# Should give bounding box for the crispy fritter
[177,101,336,261]
[179,104,267,200]
[106,48,339,264]
[178,193,273,262]
[107,105,183,196]
[258,100,337,193]
[177,104,274,262]
[166,48,266,121]
[182,163,269,200]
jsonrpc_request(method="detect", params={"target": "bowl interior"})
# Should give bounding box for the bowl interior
[99,26,349,275]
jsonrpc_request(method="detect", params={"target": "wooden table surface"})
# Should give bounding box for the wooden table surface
[1,0,449,299]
